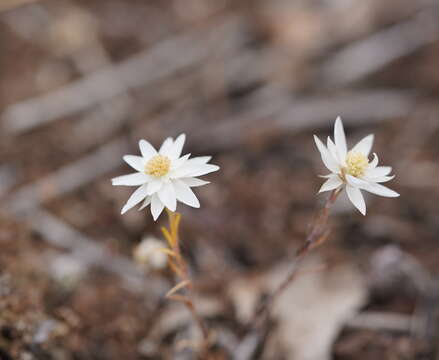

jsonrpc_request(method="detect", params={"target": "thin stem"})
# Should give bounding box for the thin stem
[252,188,341,327]
[164,210,210,350]
[184,297,210,343]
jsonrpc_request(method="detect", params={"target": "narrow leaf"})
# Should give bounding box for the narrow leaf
[166,279,191,297]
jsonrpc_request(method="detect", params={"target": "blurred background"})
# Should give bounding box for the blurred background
[1,0,439,359]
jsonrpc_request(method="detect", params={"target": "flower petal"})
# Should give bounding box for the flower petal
[368,153,379,169]
[346,185,366,215]
[185,164,220,177]
[365,166,392,178]
[327,137,340,164]
[173,179,200,208]
[351,134,374,157]
[181,178,210,187]
[146,178,163,195]
[171,154,191,170]
[370,175,395,183]
[169,156,217,178]
[123,155,144,172]
[139,140,157,160]
[319,174,335,179]
[112,173,149,186]
[334,116,347,160]
[360,182,400,198]
[151,194,165,221]
[314,135,339,173]
[346,174,370,188]
[158,182,177,211]
[319,175,343,193]
[346,175,399,198]
[186,156,212,166]
[166,134,186,160]
[121,184,149,214]
[139,196,152,210]
[159,137,174,156]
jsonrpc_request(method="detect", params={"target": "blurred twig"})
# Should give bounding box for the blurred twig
[26,209,168,296]
[192,89,416,151]
[3,138,129,214]
[1,16,242,134]
[320,9,439,86]
[345,312,413,333]
[0,0,40,12]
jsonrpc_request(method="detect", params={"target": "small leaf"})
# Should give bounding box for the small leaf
[168,260,184,277]
[167,293,191,305]
[161,226,175,248]
[156,247,178,259]
[166,279,191,297]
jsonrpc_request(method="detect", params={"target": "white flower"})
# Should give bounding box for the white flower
[112,134,219,220]
[133,237,168,270]
[314,117,399,215]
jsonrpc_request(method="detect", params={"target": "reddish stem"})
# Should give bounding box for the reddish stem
[252,188,341,327]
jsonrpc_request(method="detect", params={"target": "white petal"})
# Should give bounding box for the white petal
[158,182,177,211]
[185,164,220,177]
[186,156,212,166]
[139,140,157,160]
[146,178,163,195]
[346,185,366,215]
[369,175,395,183]
[327,137,340,164]
[319,176,343,193]
[314,135,339,173]
[360,182,400,198]
[368,153,379,169]
[112,173,149,186]
[346,175,399,198]
[123,155,144,172]
[334,116,347,160]
[181,178,210,187]
[365,166,392,178]
[351,134,374,157]
[346,174,370,188]
[139,196,152,210]
[319,174,335,179]
[173,179,200,208]
[169,157,218,179]
[171,154,191,170]
[121,184,149,214]
[169,167,192,179]
[151,194,165,221]
[159,137,174,156]
[166,134,186,160]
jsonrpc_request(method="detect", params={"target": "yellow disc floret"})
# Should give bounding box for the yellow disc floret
[145,155,171,177]
[345,151,368,178]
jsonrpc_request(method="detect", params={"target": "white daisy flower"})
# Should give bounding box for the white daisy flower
[112,134,219,220]
[314,117,399,215]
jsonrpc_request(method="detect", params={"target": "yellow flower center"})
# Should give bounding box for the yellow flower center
[145,155,171,177]
[345,151,368,178]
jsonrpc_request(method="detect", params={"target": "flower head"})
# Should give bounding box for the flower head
[133,237,168,271]
[112,134,219,220]
[314,117,399,215]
